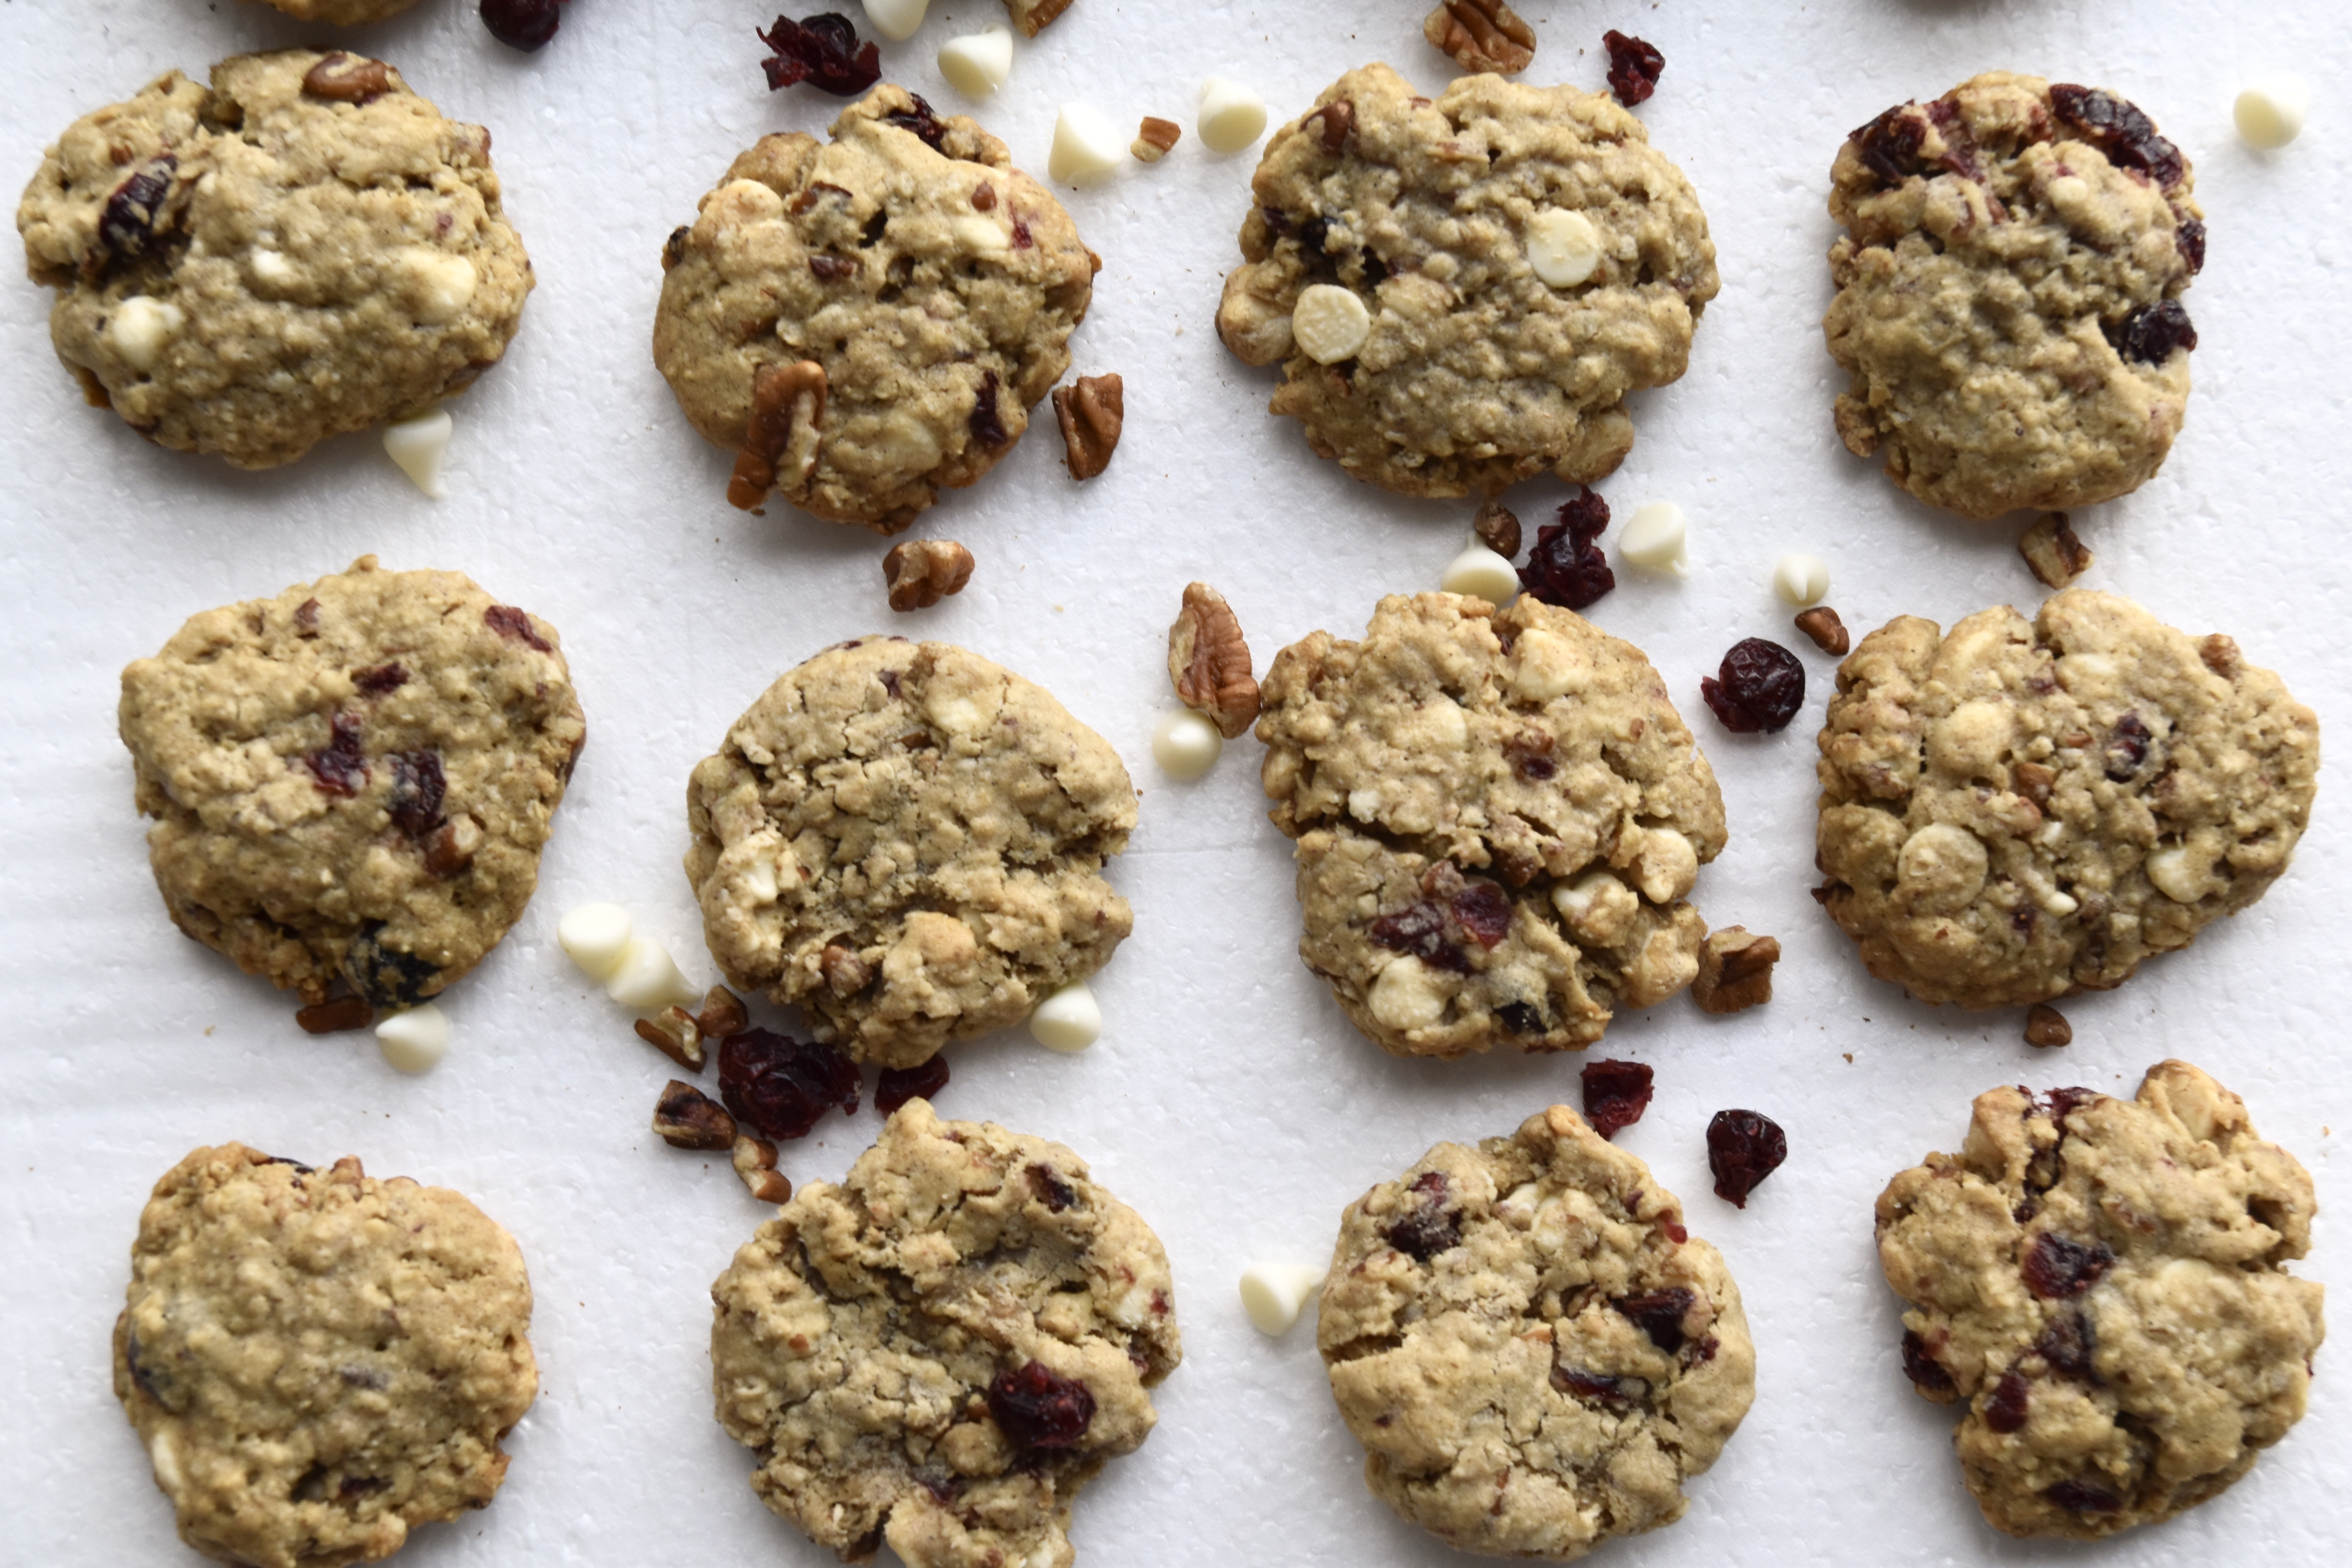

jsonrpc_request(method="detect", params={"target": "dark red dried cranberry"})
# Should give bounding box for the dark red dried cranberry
[342,924,438,1007]
[1900,1328,1956,1394]
[969,368,1009,447]
[386,751,445,838]
[1613,1287,1695,1352]
[1984,1369,2031,1433]
[2174,217,2206,275]
[1450,880,1512,949]
[1580,1059,1654,1140]
[883,93,949,151]
[2037,1310,2096,1379]
[2044,1478,2122,1513]
[2114,300,2198,365]
[481,0,564,51]
[1011,212,1033,249]
[98,154,177,263]
[758,13,882,96]
[1026,1163,1078,1212]
[2022,1232,2114,1299]
[305,713,368,797]
[1700,639,1806,734]
[809,254,856,280]
[874,1055,949,1115]
[2101,712,2152,780]
[1602,30,1664,107]
[1517,487,1615,610]
[2038,1086,2102,1126]
[1384,1170,1461,1261]
[483,604,552,651]
[2049,84,2184,188]
[353,662,408,695]
[1706,1109,1787,1207]
[1853,107,1928,185]
[1506,733,1557,780]
[1551,1365,1633,1405]
[1368,900,1470,975]
[986,1360,1094,1449]
[718,1027,860,1140]
[1494,1000,1545,1034]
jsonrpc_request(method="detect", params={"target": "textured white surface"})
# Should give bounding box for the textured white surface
[0,2,2346,1564]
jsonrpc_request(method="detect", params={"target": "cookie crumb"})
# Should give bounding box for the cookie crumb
[2019,512,2094,588]
[1693,927,1779,1014]
[2024,1003,2073,1048]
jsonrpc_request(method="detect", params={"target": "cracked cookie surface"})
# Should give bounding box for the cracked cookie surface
[115,1143,537,1568]
[1319,1104,1755,1558]
[653,84,1096,532]
[17,50,530,469]
[1215,63,1717,498]
[1824,72,2203,519]
[686,636,1135,1068]
[118,555,584,1008]
[1877,1062,2323,1538]
[710,1101,1181,1568]
[1815,590,2316,1007]
[1257,593,1724,1056]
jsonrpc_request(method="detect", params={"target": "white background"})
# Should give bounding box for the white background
[1,1,2346,1563]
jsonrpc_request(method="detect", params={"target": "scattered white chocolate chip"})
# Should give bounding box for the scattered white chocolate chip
[1618,502,1689,576]
[382,407,453,499]
[1525,208,1602,288]
[1772,552,1830,607]
[1029,980,1102,1052]
[249,248,296,289]
[605,933,702,1011]
[399,249,477,326]
[1441,535,1519,604]
[558,903,634,981]
[2235,77,2310,150]
[1048,103,1125,184]
[861,0,928,42]
[1291,283,1371,364]
[937,28,1013,98]
[1238,1261,1325,1336]
[1152,709,1223,780]
[1197,78,1269,154]
[107,296,184,373]
[376,1003,451,1074]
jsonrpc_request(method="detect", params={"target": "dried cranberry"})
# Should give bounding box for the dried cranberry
[1984,1369,2031,1433]
[483,604,552,651]
[2021,1232,2114,1299]
[342,924,438,1007]
[986,1360,1094,1449]
[758,13,882,96]
[1495,1000,1545,1034]
[717,1027,860,1140]
[874,1055,949,1116]
[1026,1163,1078,1212]
[1011,212,1033,249]
[969,368,1009,448]
[1613,1287,1695,1352]
[386,751,445,838]
[1853,107,1928,185]
[98,154,177,263]
[2049,84,2184,189]
[1450,880,1512,948]
[480,0,564,51]
[1705,1109,1787,1208]
[1580,1059,1654,1140]
[1700,639,1806,734]
[1368,900,1470,974]
[305,713,368,797]
[883,94,949,151]
[1551,1365,1634,1405]
[2037,1310,2096,1379]
[2114,300,2198,365]
[2101,712,2152,780]
[2174,217,2206,275]
[353,662,408,695]
[2044,1479,2122,1514]
[2038,1086,2102,1126]
[1602,30,1664,107]
[1384,1171,1461,1261]
[1517,486,1615,610]
[1506,732,1557,780]
[1900,1328,1956,1394]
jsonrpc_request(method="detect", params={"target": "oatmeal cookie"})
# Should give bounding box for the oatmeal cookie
[1258,593,1724,1056]
[653,85,1097,532]
[1319,1104,1755,1558]
[118,556,585,1008]
[710,1100,1180,1568]
[252,0,420,22]
[17,50,530,470]
[1215,63,1717,498]
[685,636,1134,1068]
[1824,73,2204,519]
[116,1143,537,1568]
[1877,1063,2324,1538]
[1815,590,2316,1007]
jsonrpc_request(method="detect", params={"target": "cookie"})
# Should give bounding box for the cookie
[1214,64,1718,498]
[653,85,1097,532]
[1876,1062,2324,1538]
[1824,73,2203,519]
[116,1143,537,1568]
[1815,590,2316,1007]
[1257,593,1724,1056]
[1319,1104,1756,1558]
[710,1100,1181,1568]
[118,555,585,1008]
[685,635,1135,1069]
[254,0,419,22]
[16,50,531,470]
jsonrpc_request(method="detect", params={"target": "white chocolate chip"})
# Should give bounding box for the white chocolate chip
[1552,870,1637,946]
[1617,503,1689,577]
[1048,103,1125,185]
[860,0,928,42]
[106,296,184,373]
[1029,980,1102,1052]
[949,214,1011,253]
[1368,956,1448,1030]
[148,1429,183,1492]
[1629,828,1699,904]
[558,903,634,980]
[937,29,1013,97]
[1152,710,1223,780]
[376,1003,451,1074]
[2145,844,2209,904]
[606,933,701,1011]
[1772,552,1831,607]
[1197,78,1269,154]
[1441,536,1519,604]
[1291,283,1371,365]
[2235,77,2310,150]
[1525,208,1602,288]
[399,249,477,326]
[1509,627,1591,701]
[249,248,296,289]
[1238,1261,1325,1336]
[1895,824,1989,913]
[382,407,452,500]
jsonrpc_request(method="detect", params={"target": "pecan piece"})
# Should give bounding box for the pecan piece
[1167,582,1259,738]
[1051,372,1123,481]
[695,985,750,1041]
[1132,117,1181,163]
[1425,0,1536,75]
[728,359,827,512]
[2024,1004,2073,1049]
[1693,927,1780,1015]
[882,540,975,612]
[302,53,394,104]
[733,1134,791,1203]
[1312,99,1355,155]
[1793,606,1850,655]
[652,1080,737,1149]
[295,995,374,1034]
[421,816,480,878]
[2019,513,2094,589]
[1472,499,1521,559]
[819,942,874,997]
[636,1007,706,1071]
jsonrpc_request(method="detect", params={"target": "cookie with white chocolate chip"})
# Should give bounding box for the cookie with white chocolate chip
[710,1100,1181,1568]
[1258,593,1726,1056]
[1319,1104,1755,1558]
[16,51,530,469]
[1876,1062,2323,1538]
[653,84,1097,531]
[1815,591,2316,1008]
[1215,63,1718,498]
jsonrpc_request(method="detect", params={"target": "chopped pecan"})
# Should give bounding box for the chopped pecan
[1425,0,1536,75]
[652,1080,737,1149]
[2019,513,2094,589]
[819,942,874,996]
[295,995,374,1034]
[1132,117,1181,163]
[1313,99,1355,155]
[882,539,975,612]
[728,359,827,512]
[302,53,394,104]
[1051,372,1123,481]
[2025,1004,2073,1049]
[1168,582,1259,738]
[1472,499,1521,559]
[1693,927,1780,1014]
[1793,606,1850,656]
[2013,761,2056,808]
[732,1135,791,1203]
[695,985,750,1041]
[421,817,480,878]
[635,1007,706,1072]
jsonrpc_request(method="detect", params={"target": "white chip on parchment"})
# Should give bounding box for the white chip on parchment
[377,1003,451,1074]
[1441,537,1519,604]
[1198,78,1269,154]
[606,933,701,1011]
[1772,552,1830,607]
[2235,77,2310,149]
[1029,979,1102,1052]
[937,28,1013,97]
[383,407,453,500]
[1618,502,1689,576]
[861,0,929,43]
[559,903,633,980]
[1152,709,1223,780]
[1238,1261,1326,1336]
[1049,103,1125,183]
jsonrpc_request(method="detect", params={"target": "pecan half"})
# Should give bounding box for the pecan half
[653,1080,737,1149]
[301,53,394,104]
[2019,513,2093,589]
[635,1007,706,1072]
[2025,1004,2073,1049]
[1693,927,1780,1015]
[1425,0,1536,75]
[1168,582,1259,738]
[1794,606,1850,655]
[728,359,828,512]
[733,1134,791,1203]
[882,539,975,612]
[1052,372,1123,481]
[1132,117,1181,163]
[1472,498,1521,559]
